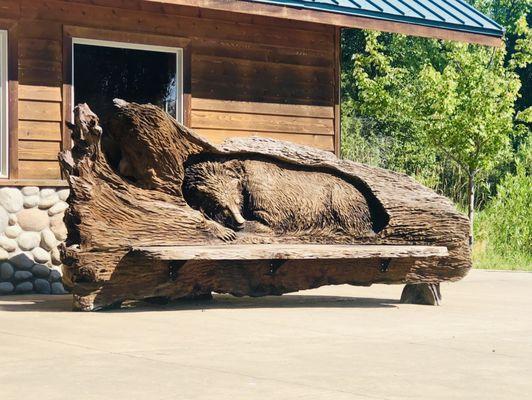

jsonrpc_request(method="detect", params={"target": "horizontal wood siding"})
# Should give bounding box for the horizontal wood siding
[191,99,334,150]
[193,129,334,150]
[19,121,62,141]
[18,100,61,121]
[18,160,62,179]
[2,0,336,180]
[19,85,62,102]
[191,111,333,135]
[18,140,61,160]
[16,15,63,179]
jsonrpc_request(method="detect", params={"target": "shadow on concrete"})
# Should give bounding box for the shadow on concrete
[0,293,398,312]
[0,295,72,312]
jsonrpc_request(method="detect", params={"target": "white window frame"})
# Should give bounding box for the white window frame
[0,30,8,178]
[71,38,184,123]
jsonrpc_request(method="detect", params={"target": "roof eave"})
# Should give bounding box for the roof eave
[143,0,504,47]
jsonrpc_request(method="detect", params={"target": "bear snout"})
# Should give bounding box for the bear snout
[227,205,246,230]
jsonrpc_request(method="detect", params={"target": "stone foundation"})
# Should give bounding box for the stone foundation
[0,186,68,295]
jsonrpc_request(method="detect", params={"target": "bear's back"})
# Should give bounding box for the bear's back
[242,159,372,235]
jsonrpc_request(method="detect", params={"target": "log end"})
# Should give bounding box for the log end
[400,283,442,306]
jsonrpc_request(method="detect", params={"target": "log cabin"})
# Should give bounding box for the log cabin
[0,0,503,296]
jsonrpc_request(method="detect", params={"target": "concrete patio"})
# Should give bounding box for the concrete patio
[0,269,530,400]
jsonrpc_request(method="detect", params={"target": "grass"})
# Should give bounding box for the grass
[473,252,532,271]
[472,240,532,271]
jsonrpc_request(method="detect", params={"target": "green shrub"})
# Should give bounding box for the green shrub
[340,113,383,166]
[474,156,531,270]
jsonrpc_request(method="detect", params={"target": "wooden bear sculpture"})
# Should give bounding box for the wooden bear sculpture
[59,100,471,310]
[183,156,386,240]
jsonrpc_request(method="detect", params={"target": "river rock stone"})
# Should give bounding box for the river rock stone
[32,263,50,278]
[0,188,23,213]
[40,188,56,197]
[23,195,40,208]
[50,213,64,227]
[0,248,8,260]
[38,193,59,209]
[0,236,17,252]
[50,269,62,282]
[0,207,8,232]
[0,282,14,294]
[57,189,70,202]
[18,231,41,251]
[48,201,68,216]
[21,186,40,196]
[0,262,14,279]
[15,281,33,293]
[10,252,34,269]
[32,247,51,264]
[40,228,58,251]
[51,246,61,265]
[8,213,17,225]
[34,279,51,294]
[5,224,22,239]
[51,222,68,241]
[14,270,33,281]
[17,208,49,231]
[51,282,66,294]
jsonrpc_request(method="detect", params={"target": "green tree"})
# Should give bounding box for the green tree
[411,44,521,244]
[347,28,528,244]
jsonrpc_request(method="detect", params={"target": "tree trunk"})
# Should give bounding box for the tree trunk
[467,171,476,247]
[59,101,472,311]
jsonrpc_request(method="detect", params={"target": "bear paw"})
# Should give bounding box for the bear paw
[205,220,236,242]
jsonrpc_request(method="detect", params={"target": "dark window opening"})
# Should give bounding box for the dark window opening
[73,42,179,124]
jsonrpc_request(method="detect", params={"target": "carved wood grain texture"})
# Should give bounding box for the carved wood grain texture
[60,101,471,311]
[133,244,449,260]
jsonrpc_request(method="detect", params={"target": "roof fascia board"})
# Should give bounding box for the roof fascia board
[143,0,503,47]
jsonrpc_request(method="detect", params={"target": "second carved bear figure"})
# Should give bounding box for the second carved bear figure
[183,157,384,240]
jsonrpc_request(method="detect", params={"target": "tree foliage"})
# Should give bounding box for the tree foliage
[475,138,531,266]
[341,1,531,208]
[340,0,531,249]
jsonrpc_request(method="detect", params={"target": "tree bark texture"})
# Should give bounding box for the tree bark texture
[59,101,471,311]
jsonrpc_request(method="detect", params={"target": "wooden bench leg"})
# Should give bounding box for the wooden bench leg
[400,283,441,306]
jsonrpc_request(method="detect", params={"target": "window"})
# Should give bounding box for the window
[72,39,183,124]
[0,30,8,178]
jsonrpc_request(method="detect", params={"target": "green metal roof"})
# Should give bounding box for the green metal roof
[246,0,504,38]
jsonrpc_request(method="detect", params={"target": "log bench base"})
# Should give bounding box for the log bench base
[70,244,449,311]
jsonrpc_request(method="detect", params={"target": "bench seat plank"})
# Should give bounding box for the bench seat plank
[132,244,448,261]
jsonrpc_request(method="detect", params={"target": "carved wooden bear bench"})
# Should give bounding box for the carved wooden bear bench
[59,100,470,311]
